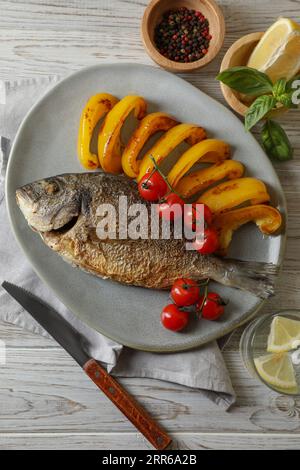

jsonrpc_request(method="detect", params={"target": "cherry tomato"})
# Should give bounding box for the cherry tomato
[171,278,200,307]
[161,304,189,332]
[138,171,168,202]
[157,193,185,221]
[193,227,219,255]
[197,292,225,320]
[184,203,213,231]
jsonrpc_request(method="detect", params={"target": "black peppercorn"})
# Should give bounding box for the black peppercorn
[154,8,211,63]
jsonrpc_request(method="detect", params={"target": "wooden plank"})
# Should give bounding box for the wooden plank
[1,347,300,434]
[0,321,57,348]
[0,0,298,92]
[0,431,299,450]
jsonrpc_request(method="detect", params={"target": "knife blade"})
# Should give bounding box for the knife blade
[2,281,90,366]
[2,281,172,450]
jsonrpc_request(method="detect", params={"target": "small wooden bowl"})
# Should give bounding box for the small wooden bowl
[220,32,264,116]
[141,0,225,72]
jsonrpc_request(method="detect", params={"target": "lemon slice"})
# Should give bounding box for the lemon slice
[254,353,297,390]
[247,17,300,83]
[267,316,300,353]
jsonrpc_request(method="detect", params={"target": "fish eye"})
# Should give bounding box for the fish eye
[44,180,59,195]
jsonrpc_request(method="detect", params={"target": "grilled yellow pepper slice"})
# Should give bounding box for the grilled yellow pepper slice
[122,112,178,178]
[78,93,119,170]
[212,205,282,256]
[198,177,270,214]
[137,123,206,182]
[168,139,231,187]
[98,95,147,174]
[175,160,244,198]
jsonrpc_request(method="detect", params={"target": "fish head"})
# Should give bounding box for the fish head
[16,174,82,232]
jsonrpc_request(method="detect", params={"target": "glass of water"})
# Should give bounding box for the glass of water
[240,310,300,395]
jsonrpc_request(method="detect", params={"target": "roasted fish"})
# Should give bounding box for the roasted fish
[16,173,278,298]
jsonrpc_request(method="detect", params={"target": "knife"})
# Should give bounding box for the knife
[2,281,172,450]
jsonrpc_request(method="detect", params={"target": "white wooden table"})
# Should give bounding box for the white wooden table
[1,0,300,450]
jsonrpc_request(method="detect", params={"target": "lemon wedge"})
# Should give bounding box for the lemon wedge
[267,316,300,353]
[247,17,300,83]
[254,353,298,391]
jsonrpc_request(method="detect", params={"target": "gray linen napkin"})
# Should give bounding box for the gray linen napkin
[0,76,235,409]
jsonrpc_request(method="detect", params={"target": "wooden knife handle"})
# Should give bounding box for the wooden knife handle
[83,358,172,450]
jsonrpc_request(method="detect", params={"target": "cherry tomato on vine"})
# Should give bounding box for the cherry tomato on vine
[138,171,168,202]
[171,278,201,307]
[193,227,219,255]
[156,193,185,221]
[161,304,189,332]
[197,292,225,320]
[184,203,213,232]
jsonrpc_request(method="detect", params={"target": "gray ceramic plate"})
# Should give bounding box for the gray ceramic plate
[6,64,286,352]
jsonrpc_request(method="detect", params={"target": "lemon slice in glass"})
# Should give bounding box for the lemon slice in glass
[254,353,297,390]
[247,17,300,83]
[267,316,300,353]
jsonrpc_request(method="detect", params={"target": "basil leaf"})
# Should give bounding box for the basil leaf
[277,92,298,109]
[217,66,273,96]
[272,78,287,97]
[245,95,277,131]
[261,120,293,161]
[273,78,298,108]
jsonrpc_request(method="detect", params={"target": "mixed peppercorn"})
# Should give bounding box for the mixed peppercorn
[154,7,212,63]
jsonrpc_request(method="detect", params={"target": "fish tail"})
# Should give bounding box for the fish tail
[211,258,280,299]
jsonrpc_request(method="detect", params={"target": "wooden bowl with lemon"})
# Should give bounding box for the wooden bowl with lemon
[220,18,300,116]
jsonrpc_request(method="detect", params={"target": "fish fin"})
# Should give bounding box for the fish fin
[214,259,280,299]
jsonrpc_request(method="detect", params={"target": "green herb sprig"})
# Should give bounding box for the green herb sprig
[217,66,298,161]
